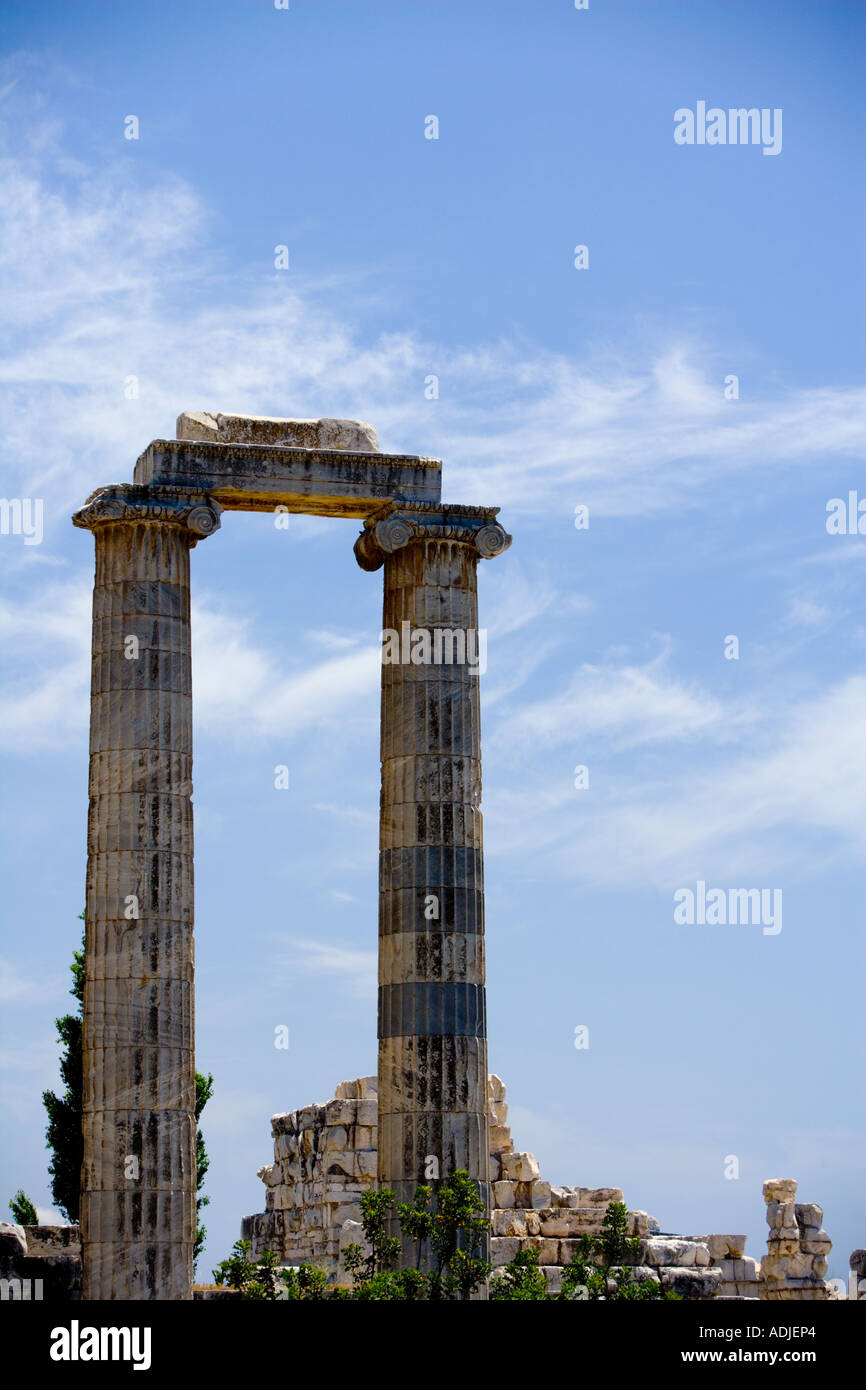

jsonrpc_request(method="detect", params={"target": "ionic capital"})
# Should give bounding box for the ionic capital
[354,502,511,572]
[72,485,222,543]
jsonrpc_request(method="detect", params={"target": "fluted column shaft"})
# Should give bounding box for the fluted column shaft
[356,504,511,1267]
[73,486,220,1300]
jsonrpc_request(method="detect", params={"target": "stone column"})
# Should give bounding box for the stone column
[355,503,511,1265]
[72,484,221,1300]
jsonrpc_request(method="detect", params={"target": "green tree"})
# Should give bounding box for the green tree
[9,1190,38,1225]
[194,1071,214,1265]
[42,917,213,1255]
[42,921,85,1222]
[560,1201,679,1301]
[490,1245,549,1300]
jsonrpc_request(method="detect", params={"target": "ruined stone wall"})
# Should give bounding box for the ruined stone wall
[242,1074,758,1298]
[0,1223,81,1301]
[759,1180,832,1300]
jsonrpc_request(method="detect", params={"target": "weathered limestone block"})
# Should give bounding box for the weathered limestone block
[493,1210,527,1238]
[763,1178,798,1204]
[493,1180,516,1209]
[136,433,441,517]
[707,1233,747,1261]
[490,1237,522,1267]
[176,411,380,452]
[766,1200,797,1233]
[719,1256,759,1284]
[795,1202,822,1229]
[645,1238,700,1268]
[357,1099,377,1127]
[0,1224,27,1258]
[513,1180,551,1211]
[577,1187,624,1207]
[800,1230,831,1255]
[539,1213,586,1239]
[660,1267,723,1299]
[489,1125,513,1155]
[488,1075,506,1104]
[500,1152,540,1183]
[21,1226,81,1259]
[272,1112,297,1136]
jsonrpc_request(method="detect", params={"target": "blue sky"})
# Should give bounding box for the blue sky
[0,0,863,1283]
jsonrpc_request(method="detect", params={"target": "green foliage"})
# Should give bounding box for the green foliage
[42,922,85,1222]
[41,916,213,1258]
[214,1170,489,1301]
[9,1190,38,1225]
[398,1170,490,1300]
[559,1202,680,1301]
[489,1245,549,1301]
[213,1192,679,1303]
[194,1071,214,1265]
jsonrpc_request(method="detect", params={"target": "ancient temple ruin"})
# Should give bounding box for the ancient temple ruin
[72,413,510,1300]
[242,1073,837,1301]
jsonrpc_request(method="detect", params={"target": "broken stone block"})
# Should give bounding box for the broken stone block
[538,1238,560,1264]
[659,1266,722,1299]
[492,1180,516,1209]
[488,1074,506,1105]
[763,1178,798,1204]
[645,1238,698,1267]
[490,1236,521,1267]
[492,1210,526,1238]
[176,411,380,453]
[800,1230,831,1255]
[357,1099,377,1127]
[795,1203,822,1229]
[707,1233,747,1261]
[576,1186,624,1206]
[500,1152,540,1182]
[489,1124,513,1154]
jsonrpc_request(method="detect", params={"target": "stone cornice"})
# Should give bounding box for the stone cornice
[72,485,222,543]
[354,501,512,571]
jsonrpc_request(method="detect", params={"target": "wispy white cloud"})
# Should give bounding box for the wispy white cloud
[0,109,863,535]
[0,578,380,751]
[489,638,731,757]
[280,939,377,1000]
[487,675,866,888]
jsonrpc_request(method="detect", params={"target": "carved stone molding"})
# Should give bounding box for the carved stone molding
[72,484,222,543]
[354,502,511,571]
